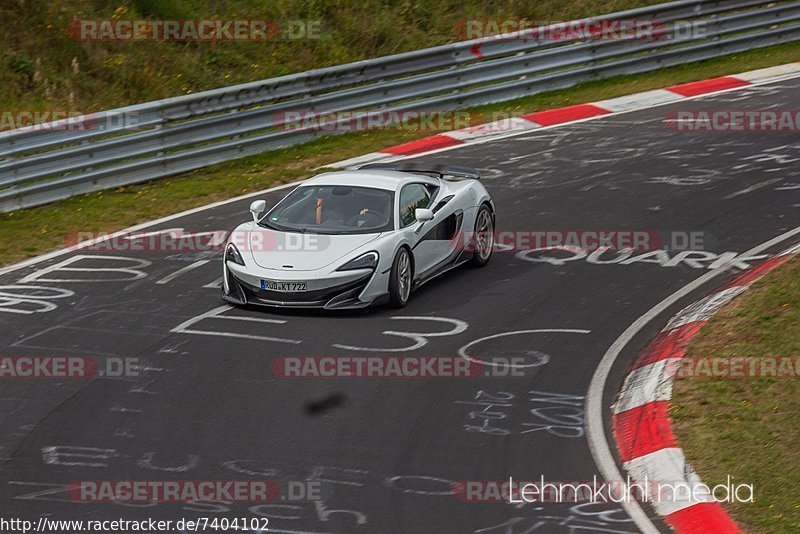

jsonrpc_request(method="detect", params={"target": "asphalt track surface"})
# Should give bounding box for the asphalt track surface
[1,76,799,534]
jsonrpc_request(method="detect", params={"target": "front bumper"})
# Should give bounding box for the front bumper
[222,262,384,310]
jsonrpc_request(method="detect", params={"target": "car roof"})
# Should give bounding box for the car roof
[302,170,439,191]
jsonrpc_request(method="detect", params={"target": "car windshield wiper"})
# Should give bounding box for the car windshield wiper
[257,220,280,230]
[282,225,319,234]
[258,220,314,233]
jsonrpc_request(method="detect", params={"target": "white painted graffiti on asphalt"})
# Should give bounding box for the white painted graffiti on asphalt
[170,305,301,344]
[0,285,74,315]
[18,255,151,283]
[459,329,590,368]
[21,445,489,530]
[171,311,470,352]
[515,246,768,269]
[475,502,636,533]
[456,390,585,438]
[332,316,469,352]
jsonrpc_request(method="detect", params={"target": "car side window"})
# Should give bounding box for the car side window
[399,183,432,227]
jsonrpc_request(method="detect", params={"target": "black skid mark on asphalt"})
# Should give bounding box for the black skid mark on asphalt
[304,392,346,416]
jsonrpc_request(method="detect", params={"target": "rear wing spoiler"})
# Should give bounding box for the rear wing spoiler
[359,162,481,180]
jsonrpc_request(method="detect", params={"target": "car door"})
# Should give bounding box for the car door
[400,183,462,279]
[398,183,435,276]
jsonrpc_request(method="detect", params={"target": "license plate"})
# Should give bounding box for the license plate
[261,279,307,292]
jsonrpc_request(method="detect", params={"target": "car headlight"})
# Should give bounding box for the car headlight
[225,243,245,266]
[336,251,379,271]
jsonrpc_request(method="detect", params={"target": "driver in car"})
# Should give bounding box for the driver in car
[355,203,390,227]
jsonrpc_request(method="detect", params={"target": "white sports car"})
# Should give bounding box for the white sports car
[221,162,494,309]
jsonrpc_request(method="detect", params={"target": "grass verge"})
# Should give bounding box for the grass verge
[671,257,800,533]
[1,41,800,266]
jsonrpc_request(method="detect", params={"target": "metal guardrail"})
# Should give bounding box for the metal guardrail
[1,0,799,212]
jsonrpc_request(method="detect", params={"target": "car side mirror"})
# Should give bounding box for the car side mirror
[249,200,267,222]
[415,208,434,222]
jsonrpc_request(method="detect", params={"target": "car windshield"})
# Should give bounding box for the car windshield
[260,185,395,234]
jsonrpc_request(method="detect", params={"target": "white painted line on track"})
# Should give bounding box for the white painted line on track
[155,260,210,285]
